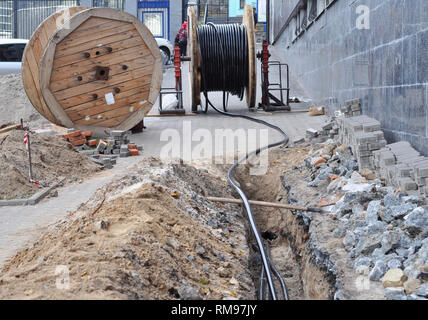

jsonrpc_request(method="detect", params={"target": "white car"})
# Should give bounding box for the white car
[155,38,174,65]
[0,39,28,75]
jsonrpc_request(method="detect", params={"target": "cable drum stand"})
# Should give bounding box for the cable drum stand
[158,46,185,115]
[257,40,291,112]
[187,5,257,113]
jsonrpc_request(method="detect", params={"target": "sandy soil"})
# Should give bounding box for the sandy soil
[0,74,49,128]
[0,160,255,300]
[0,129,100,200]
[0,140,383,300]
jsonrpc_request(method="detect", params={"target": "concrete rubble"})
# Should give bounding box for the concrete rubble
[296,98,428,300]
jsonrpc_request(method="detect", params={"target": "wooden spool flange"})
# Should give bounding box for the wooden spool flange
[242,5,256,109]
[22,7,89,125]
[187,5,256,111]
[23,7,162,134]
[187,6,201,113]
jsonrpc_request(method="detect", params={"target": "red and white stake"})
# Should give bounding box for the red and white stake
[23,125,42,187]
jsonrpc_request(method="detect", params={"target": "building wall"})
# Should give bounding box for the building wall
[271,0,299,39]
[273,0,428,155]
[133,1,181,42]
[169,0,182,41]
[228,0,257,18]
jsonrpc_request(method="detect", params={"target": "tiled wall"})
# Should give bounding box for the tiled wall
[274,0,428,155]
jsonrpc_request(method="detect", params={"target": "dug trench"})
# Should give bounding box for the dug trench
[0,146,364,300]
[233,147,336,300]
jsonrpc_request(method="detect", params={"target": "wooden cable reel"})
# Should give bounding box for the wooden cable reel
[187,5,256,113]
[22,7,162,134]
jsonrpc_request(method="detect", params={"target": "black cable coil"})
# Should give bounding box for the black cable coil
[198,23,248,101]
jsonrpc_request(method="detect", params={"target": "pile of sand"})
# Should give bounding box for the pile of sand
[0,129,100,200]
[0,161,255,300]
[0,74,49,128]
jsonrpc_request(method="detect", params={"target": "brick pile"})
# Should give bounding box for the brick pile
[65,130,143,169]
[341,99,362,117]
[337,115,387,169]
[373,142,428,195]
[319,121,339,139]
[61,130,93,146]
[334,98,428,199]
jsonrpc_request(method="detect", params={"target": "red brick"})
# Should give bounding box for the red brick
[313,157,327,166]
[63,130,82,139]
[69,135,86,142]
[129,148,139,156]
[88,139,97,147]
[81,131,93,137]
[71,138,87,146]
[128,144,137,150]
[328,174,340,181]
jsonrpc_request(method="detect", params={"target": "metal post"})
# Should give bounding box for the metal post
[12,0,18,39]
[266,0,270,44]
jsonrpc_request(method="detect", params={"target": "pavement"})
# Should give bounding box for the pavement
[0,46,326,269]
[0,156,141,268]
[139,47,325,158]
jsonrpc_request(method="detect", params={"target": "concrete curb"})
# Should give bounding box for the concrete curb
[0,179,64,207]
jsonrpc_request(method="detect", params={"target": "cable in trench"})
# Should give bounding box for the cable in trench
[198,23,289,300]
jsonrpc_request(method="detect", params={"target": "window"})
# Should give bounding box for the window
[300,7,307,30]
[0,44,26,62]
[308,0,318,22]
[143,12,164,38]
[240,0,246,9]
[317,0,326,17]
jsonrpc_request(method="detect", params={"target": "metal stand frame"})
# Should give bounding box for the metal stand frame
[257,41,291,112]
[158,46,185,115]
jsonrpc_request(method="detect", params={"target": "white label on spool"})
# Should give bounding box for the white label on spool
[105,92,115,105]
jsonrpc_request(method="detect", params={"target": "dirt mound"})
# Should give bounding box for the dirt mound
[0,74,49,128]
[0,160,255,300]
[0,129,100,200]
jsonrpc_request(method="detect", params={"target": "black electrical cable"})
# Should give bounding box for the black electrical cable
[198,23,248,111]
[198,22,290,300]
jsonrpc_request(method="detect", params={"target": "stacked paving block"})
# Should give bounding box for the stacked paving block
[337,115,387,169]
[320,120,339,139]
[373,141,428,196]
[71,130,143,169]
[306,128,319,139]
[341,99,362,117]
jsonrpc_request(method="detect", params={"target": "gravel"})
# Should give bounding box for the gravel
[369,260,388,281]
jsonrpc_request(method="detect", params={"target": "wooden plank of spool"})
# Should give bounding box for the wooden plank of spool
[187,6,201,113]
[37,7,162,134]
[242,5,256,109]
[22,7,89,125]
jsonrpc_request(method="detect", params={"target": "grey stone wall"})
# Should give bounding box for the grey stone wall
[273,0,428,155]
